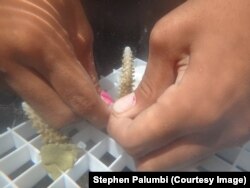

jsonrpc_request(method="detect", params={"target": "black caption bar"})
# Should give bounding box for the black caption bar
[89,172,250,188]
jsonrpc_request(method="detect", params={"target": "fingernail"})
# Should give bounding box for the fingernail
[113,93,136,113]
[100,90,114,105]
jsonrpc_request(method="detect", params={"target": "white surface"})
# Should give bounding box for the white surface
[0,58,249,187]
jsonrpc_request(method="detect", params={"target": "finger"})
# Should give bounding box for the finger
[41,46,109,127]
[113,3,194,117]
[108,86,195,158]
[51,61,109,127]
[136,133,215,171]
[63,0,99,89]
[136,116,250,171]
[3,61,77,129]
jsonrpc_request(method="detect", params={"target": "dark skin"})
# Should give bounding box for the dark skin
[0,0,109,128]
[1,0,250,170]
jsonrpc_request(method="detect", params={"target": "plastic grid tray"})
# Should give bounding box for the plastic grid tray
[0,59,249,188]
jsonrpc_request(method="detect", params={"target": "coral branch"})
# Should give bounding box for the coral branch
[22,102,68,144]
[119,46,135,98]
[22,102,78,180]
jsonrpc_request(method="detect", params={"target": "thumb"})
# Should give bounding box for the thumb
[113,12,192,117]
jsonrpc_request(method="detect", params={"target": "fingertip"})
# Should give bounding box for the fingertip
[112,92,136,114]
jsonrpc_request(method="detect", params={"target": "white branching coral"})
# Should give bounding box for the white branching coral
[119,46,135,98]
[22,103,68,144]
[22,102,78,180]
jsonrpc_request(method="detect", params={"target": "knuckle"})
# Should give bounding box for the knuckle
[150,17,177,49]
[0,24,39,56]
[149,24,166,50]
[76,33,93,54]
[76,27,94,51]
[69,94,98,117]
[136,77,155,103]
[150,14,192,51]
[12,23,42,53]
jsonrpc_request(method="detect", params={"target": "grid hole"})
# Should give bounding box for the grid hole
[100,152,116,166]
[31,175,53,188]
[0,147,16,159]
[122,166,132,172]
[85,140,95,151]
[9,160,34,179]
[26,133,39,141]
[77,171,89,188]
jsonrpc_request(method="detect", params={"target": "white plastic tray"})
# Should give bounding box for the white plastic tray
[0,59,249,188]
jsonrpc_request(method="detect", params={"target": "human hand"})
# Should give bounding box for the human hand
[0,0,109,128]
[108,0,250,170]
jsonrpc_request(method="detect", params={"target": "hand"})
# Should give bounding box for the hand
[108,0,250,171]
[0,0,109,128]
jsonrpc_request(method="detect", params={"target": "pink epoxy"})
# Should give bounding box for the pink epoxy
[100,90,114,105]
